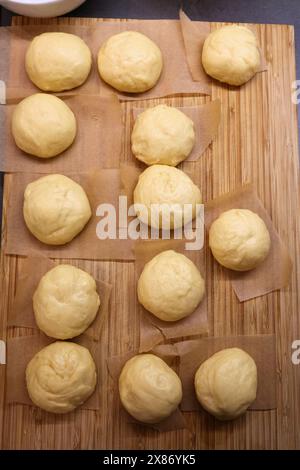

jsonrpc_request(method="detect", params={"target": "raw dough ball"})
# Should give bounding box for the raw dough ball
[138,250,205,321]
[25,32,92,92]
[209,209,271,271]
[33,265,100,339]
[131,105,195,166]
[23,174,91,245]
[133,165,202,229]
[194,348,257,420]
[98,31,163,93]
[12,93,76,158]
[119,354,182,423]
[26,341,97,414]
[202,25,261,86]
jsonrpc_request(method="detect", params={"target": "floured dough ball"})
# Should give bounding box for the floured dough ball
[119,354,182,423]
[33,265,100,339]
[25,32,92,92]
[131,105,195,166]
[138,250,205,321]
[23,174,91,245]
[26,341,97,413]
[98,31,163,93]
[209,209,271,271]
[194,348,257,420]
[202,25,261,86]
[12,93,76,159]
[133,165,201,229]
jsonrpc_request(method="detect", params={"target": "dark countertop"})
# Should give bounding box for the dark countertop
[0,0,299,224]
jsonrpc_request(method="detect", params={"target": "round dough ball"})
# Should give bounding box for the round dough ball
[12,93,76,158]
[23,174,91,245]
[138,250,205,321]
[25,32,92,92]
[119,354,182,423]
[33,264,100,339]
[133,165,202,229]
[194,348,257,420]
[98,31,163,93]
[26,341,97,414]
[209,209,271,271]
[202,25,261,86]
[131,105,195,166]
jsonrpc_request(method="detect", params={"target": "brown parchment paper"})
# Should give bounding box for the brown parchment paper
[107,344,186,432]
[4,170,135,261]
[1,20,210,101]
[8,255,112,341]
[135,239,209,353]
[0,94,123,173]
[176,335,277,412]
[205,184,292,301]
[131,100,221,165]
[179,10,267,85]
[6,333,102,411]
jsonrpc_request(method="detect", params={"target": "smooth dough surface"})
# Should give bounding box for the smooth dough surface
[26,32,92,92]
[138,250,205,321]
[133,165,202,229]
[98,31,163,93]
[209,209,271,271]
[33,264,100,339]
[26,341,97,413]
[131,105,195,166]
[202,25,261,86]
[12,93,76,159]
[194,348,257,420]
[23,174,92,245]
[119,354,182,423]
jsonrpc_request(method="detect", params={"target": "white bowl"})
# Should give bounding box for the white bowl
[0,0,87,18]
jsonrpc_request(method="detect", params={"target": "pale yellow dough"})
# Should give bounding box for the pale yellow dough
[98,31,163,93]
[26,341,97,414]
[26,32,92,92]
[12,93,76,159]
[202,25,261,86]
[23,174,91,245]
[138,250,205,321]
[131,105,195,166]
[119,354,182,423]
[33,265,100,339]
[194,348,257,420]
[133,165,202,229]
[209,209,271,271]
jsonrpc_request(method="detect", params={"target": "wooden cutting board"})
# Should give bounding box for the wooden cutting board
[0,16,299,450]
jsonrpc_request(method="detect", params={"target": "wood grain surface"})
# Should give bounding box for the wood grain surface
[0,16,299,450]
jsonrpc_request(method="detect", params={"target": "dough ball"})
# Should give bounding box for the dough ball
[138,250,205,322]
[131,105,195,166]
[133,165,202,229]
[23,174,91,245]
[194,348,257,420]
[25,32,92,92]
[98,31,163,93]
[209,209,271,271]
[33,265,100,339]
[119,354,182,423]
[26,341,97,414]
[202,25,261,86]
[12,93,76,158]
